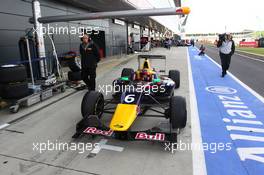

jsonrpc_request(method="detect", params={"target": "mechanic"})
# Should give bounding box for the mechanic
[217,33,235,77]
[80,34,100,90]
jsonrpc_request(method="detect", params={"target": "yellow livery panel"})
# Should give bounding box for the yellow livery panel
[110,104,138,131]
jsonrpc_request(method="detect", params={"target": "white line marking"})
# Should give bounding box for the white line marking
[0,123,10,130]
[235,53,264,63]
[90,139,124,155]
[187,48,207,175]
[90,139,108,154]
[101,144,124,152]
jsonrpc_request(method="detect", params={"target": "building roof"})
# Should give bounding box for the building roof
[57,0,178,33]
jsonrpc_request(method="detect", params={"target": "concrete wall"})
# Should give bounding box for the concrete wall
[0,0,128,64]
[106,20,127,57]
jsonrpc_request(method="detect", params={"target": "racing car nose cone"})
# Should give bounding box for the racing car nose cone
[114,124,124,128]
[110,104,138,131]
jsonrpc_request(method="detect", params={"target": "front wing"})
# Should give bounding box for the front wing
[72,115,176,143]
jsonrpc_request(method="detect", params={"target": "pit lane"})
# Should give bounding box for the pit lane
[0,47,192,175]
[3,45,263,175]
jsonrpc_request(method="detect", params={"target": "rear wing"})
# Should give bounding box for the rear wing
[138,55,166,60]
[137,55,167,73]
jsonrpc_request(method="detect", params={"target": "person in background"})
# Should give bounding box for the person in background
[217,33,235,77]
[191,39,195,47]
[198,44,205,56]
[214,39,218,46]
[80,34,100,90]
[168,38,172,50]
[164,38,169,49]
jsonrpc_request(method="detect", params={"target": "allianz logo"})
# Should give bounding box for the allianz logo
[206,86,237,95]
[206,86,264,164]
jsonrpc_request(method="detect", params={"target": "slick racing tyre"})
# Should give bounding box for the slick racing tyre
[169,96,187,129]
[169,70,180,89]
[0,64,27,83]
[81,91,104,118]
[121,68,134,81]
[68,71,81,81]
[1,81,29,99]
[67,57,81,72]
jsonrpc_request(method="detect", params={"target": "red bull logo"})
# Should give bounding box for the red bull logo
[135,132,165,141]
[83,127,113,137]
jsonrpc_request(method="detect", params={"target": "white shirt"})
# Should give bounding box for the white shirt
[220,40,232,54]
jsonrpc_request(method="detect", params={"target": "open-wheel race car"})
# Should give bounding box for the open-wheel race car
[72,55,187,144]
[112,55,180,100]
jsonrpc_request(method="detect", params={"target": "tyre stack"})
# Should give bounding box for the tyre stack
[67,57,82,81]
[0,65,29,99]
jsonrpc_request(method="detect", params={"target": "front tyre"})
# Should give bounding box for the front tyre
[81,91,104,118]
[169,70,180,89]
[169,96,187,129]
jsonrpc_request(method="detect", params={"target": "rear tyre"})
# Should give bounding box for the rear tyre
[169,70,180,89]
[0,64,27,83]
[68,71,81,81]
[68,58,81,72]
[121,68,134,81]
[1,82,29,99]
[169,96,187,129]
[81,91,104,118]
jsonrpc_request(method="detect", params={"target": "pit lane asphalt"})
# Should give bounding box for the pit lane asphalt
[0,47,192,175]
[201,45,264,97]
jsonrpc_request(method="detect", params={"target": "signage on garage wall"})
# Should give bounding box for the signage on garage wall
[113,19,125,26]
[133,24,140,29]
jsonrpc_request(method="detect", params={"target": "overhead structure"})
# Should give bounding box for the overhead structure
[30,7,190,24]
[56,0,184,33]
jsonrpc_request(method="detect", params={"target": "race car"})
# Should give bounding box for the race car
[112,55,180,100]
[72,55,187,143]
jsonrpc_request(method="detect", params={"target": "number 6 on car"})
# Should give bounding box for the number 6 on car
[123,94,137,104]
[124,94,135,103]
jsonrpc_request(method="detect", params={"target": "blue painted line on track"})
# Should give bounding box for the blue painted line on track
[188,47,264,175]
